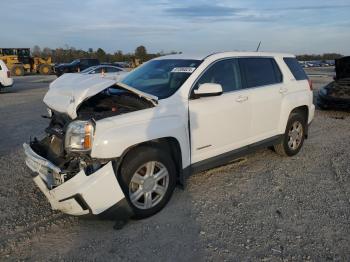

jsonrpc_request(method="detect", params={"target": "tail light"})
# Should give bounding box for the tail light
[7,71,10,78]
[308,79,313,91]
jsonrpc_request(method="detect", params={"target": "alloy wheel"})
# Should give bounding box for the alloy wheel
[129,161,169,209]
[287,121,303,150]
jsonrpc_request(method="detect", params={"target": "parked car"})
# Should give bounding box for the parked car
[80,64,129,80]
[0,60,13,89]
[318,56,350,110]
[54,58,100,77]
[23,52,315,220]
[50,65,129,90]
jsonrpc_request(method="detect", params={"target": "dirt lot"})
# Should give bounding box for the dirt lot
[0,70,349,261]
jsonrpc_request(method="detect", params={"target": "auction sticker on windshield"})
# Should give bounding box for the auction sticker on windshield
[171,67,196,73]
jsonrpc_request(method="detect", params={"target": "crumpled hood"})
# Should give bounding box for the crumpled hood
[44,73,157,119]
[336,56,350,80]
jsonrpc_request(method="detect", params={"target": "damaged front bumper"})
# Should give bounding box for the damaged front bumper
[23,143,132,217]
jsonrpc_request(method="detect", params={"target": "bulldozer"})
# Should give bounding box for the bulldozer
[0,48,53,76]
[130,57,142,68]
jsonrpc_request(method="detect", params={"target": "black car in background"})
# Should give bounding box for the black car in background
[318,56,350,110]
[54,58,100,76]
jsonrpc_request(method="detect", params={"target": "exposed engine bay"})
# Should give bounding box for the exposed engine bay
[77,90,153,120]
[318,56,350,110]
[329,56,350,99]
[30,86,154,186]
[326,79,350,99]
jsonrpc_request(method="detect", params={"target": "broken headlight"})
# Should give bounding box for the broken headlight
[65,120,95,153]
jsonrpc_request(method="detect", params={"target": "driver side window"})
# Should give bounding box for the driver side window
[194,59,242,93]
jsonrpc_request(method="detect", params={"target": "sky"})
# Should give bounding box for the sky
[1,0,350,55]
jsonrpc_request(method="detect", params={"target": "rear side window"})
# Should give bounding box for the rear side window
[283,57,308,80]
[0,65,2,70]
[239,58,282,88]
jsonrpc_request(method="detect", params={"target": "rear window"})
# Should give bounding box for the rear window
[239,58,282,88]
[283,57,308,80]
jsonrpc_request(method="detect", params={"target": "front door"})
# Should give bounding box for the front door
[189,58,252,164]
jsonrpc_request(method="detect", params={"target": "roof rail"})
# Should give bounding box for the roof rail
[203,52,221,60]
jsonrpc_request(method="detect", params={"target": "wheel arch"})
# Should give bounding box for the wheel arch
[279,104,310,138]
[291,105,308,120]
[113,137,185,187]
[290,105,309,137]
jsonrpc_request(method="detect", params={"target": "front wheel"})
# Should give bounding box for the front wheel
[12,65,24,76]
[119,146,176,219]
[274,113,306,156]
[39,64,52,75]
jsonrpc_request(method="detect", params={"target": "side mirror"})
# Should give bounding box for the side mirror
[193,83,223,98]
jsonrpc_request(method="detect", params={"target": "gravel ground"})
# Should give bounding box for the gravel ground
[0,71,349,261]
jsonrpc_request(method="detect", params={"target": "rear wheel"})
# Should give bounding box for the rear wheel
[12,65,24,76]
[119,146,176,219]
[39,64,52,75]
[274,113,306,156]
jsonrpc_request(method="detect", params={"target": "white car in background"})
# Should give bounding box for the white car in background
[24,52,315,221]
[50,64,129,90]
[80,64,129,81]
[0,60,14,89]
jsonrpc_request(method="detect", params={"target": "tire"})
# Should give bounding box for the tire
[274,113,306,157]
[39,64,52,75]
[119,146,176,219]
[11,65,24,76]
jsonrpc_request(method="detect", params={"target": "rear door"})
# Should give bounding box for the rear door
[189,58,252,163]
[239,57,284,142]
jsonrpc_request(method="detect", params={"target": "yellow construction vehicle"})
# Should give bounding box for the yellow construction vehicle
[130,58,142,68]
[0,48,53,76]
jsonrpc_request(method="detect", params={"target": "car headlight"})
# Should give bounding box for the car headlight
[65,120,95,152]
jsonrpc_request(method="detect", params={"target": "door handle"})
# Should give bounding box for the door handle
[236,96,248,102]
[279,87,288,94]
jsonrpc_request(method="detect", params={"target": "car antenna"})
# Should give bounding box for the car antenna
[256,41,262,52]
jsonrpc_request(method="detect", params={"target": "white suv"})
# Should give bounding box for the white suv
[0,60,14,89]
[24,52,315,219]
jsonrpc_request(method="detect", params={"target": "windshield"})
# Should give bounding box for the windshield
[17,49,30,56]
[81,66,96,73]
[121,59,202,99]
[70,59,80,65]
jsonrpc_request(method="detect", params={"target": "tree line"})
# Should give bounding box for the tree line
[31,45,180,64]
[31,45,344,63]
